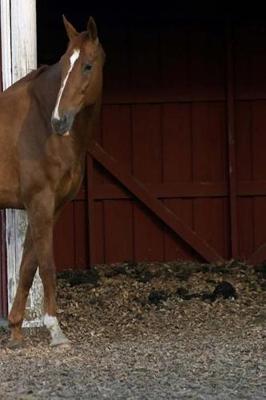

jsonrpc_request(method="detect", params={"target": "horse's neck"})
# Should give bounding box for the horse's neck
[33,62,61,123]
[72,103,99,153]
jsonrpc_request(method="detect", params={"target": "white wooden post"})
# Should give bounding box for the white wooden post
[1,0,43,327]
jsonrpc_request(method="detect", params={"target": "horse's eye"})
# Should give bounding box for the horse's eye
[83,63,92,73]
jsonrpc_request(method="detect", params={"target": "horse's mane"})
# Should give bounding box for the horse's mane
[4,65,49,92]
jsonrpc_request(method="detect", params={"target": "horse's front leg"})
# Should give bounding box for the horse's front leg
[26,189,69,347]
[8,226,38,347]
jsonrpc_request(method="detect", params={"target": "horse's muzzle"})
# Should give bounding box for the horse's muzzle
[51,112,74,135]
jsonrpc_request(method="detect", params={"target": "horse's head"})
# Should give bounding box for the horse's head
[51,16,105,136]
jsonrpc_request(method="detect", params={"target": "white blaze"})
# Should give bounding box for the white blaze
[52,48,80,120]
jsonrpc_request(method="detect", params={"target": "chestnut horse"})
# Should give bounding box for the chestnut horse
[0,16,104,347]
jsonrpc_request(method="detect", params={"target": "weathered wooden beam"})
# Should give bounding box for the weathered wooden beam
[88,141,224,263]
[0,0,43,326]
[0,211,7,317]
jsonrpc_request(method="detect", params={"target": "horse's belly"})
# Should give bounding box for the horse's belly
[0,142,21,208]
[0,173,21,208]
[0,186,21,208]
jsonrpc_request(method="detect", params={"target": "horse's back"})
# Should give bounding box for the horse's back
[4,65,48,94]
[0,104,22,208]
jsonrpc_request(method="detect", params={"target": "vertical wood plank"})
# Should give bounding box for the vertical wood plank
[192,102,229,258]
[1,0,43,326]
[102,105,132,172]
[252,101,266,180]
[87,155,95,266]
[0,25,6,315]
[235,101,252,180]
[0,211,7,317]
[101,104,133,263]
[226,26,239,258]
[238,198,254,260]
[104,200,133,263]
[194,198,229,259]
[250,101,266,263]
[164,199,195,261]
[235,101,253,261]
[132,104,164,262]
[253,197,266,252]
[54,203,75,271]
[162,103,194,259]
[133,203,164,262]
[192,102,226,182]
[0,2,16,317]
[132,104,162,183]
[162,104,192,182]
[74,201,88,269]
[94,201,104,264]
[93,112,105,185]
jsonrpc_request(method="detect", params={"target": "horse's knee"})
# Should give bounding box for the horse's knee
[19,270,35,292]
[8,310,23,328]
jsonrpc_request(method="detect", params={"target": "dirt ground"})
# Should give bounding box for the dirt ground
[0,260,265,400]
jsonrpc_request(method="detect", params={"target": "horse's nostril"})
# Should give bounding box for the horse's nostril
[61,115,67,125]
[52,117,60,126]
[51,117,63,133]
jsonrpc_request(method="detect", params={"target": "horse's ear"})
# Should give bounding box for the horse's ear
[87,16,98,42]
[63,15,78,41]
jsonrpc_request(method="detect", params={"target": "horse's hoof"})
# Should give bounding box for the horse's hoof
[7,338,24,350]
[50,335,71,348]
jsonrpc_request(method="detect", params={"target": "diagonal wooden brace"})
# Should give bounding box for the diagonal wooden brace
[88,141,224,263]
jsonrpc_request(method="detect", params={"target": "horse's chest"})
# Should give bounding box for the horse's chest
[59,164,83,202]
